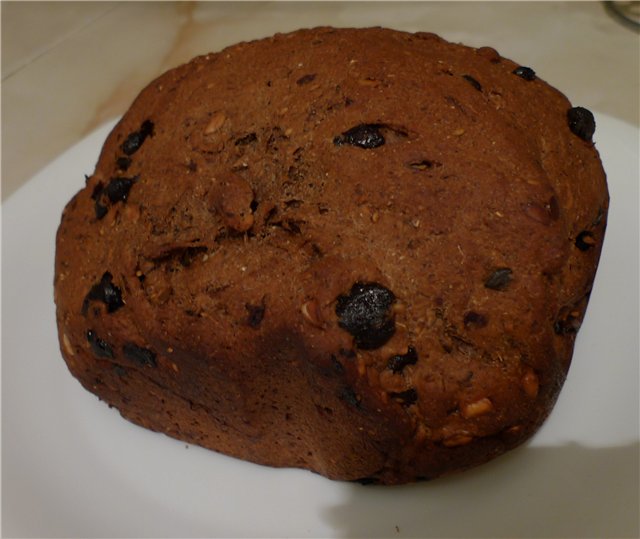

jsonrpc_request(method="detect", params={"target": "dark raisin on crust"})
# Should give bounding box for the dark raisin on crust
[245,303,265,328]
[94,202,108,220]
[389,388,418,406]
[463,311,488,329]
[387,346,418,373]
[86,330,114,359]
[82,272,124,315]
[90,182,108,219]
[123,342,157,367]
[484,268,513,290]
[296,73,316,85]
[91,176,138,219]
[330,354,346,374]
[90,182,104,200]
[121,119,154,155]
[462,74,482,91]
[575,230,596,251]
[116,156,132,171]
[335,282,396,350]
[554,309,582,335]
[567,107,596,142]
[97,273,123,313]
[513,66,536,81]
[338,387,361,408]
[113,365,127,377]
[235,132,258,146]
[104,176,138,203]
[333,124,386,149]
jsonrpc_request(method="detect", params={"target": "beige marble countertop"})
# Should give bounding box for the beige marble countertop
[2,1,639,202]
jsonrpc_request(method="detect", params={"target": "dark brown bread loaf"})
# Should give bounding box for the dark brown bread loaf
[54,27,608,484]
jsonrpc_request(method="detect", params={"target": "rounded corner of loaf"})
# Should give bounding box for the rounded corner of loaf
[54,27,608,484]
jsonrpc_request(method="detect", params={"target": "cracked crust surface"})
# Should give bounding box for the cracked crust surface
[54,27,608,484]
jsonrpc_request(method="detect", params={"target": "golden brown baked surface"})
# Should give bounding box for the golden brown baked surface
[54,27,608,484]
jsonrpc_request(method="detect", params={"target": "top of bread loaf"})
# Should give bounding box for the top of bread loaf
[55,27,608,483]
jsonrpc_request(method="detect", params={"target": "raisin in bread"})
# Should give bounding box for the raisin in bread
[54,27,608,484]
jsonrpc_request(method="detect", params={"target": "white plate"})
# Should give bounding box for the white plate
[2,113,638,538]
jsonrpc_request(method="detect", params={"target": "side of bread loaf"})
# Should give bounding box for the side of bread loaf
[54,27,608,484]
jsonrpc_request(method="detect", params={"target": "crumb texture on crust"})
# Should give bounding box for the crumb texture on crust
[54,27,608,484]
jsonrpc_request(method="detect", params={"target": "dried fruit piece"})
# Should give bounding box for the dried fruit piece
[246,303,265,328]
[116,156,132,171]
[336,282,396,350]
[235,132,257,146]
[554,306,582,335]
[390,388,418,406]
[123,342,157,368]
[387,346,418,373]
[462,74,482,91]
[91,175,138,220]
[94,202,108,220]
[567,107,596,142]
[330,354,345,374]
[86,330,114,359]
[333,124,385,149]
[575,230,596,251]
[296,73,316,85]
[82,272,124,315]
[90,182,104,200]
[513,66,536,81]
[113,365,127,377]
[484,268,513,290]
[90,182,108,219]
[121,119,154,155]
[339,347,356,359]
[463,311,488,329]
[339,387,361,408]
[104,176,137,204]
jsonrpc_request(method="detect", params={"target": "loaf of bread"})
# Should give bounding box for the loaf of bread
[54,27,608,484]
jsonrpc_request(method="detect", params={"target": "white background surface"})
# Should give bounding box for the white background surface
[2,112,638,538]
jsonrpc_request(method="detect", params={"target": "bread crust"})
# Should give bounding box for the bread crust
[54,27,608,484]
